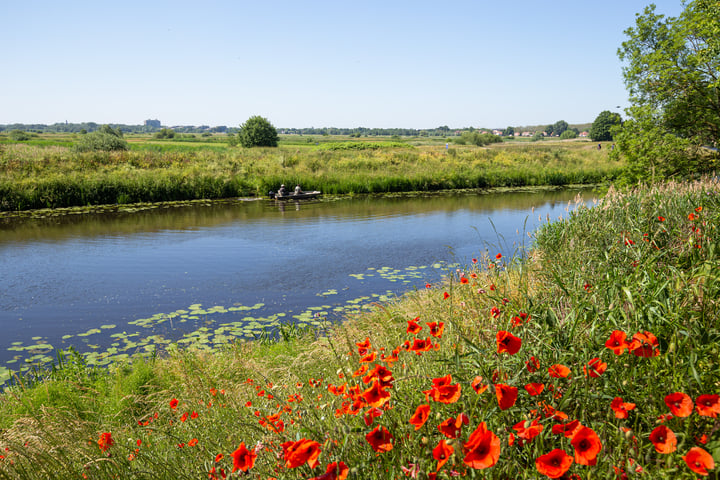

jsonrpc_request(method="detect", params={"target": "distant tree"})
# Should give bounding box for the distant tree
[589,111,622,142]
[155,128,176,139]
[237,116,279,147]
[552,120,569,136]
[531,131,545,142]
[559,129,578,139]
[544,125,554,136]
[9,129,31,141]
[73,124,128,152]
[99,124,124,137]
[503,126,515,137]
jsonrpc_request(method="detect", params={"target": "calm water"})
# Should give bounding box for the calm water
[0,189,592,382]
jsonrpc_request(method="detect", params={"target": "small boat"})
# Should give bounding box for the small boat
[268,190,322,200]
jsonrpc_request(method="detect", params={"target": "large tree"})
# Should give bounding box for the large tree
[614,0,719,181]
[237,116,279,147]
[589,111,622,142]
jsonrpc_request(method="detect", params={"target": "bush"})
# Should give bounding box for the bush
[238,116,279,147]
[9,130,31,141]
[73,130,129,152]
[155,128,175,139]
[560,130,578,140]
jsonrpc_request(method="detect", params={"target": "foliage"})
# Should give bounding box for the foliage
[154,128,176,139]
[531,131,545,142]
[589,110,622,142]
[237,116,279,148]
[552,120,569,136]
[503,126,515,137]
[559,129,578,140]
[455,131,503,146]
[72,125,129,153]
[9,129,31,141]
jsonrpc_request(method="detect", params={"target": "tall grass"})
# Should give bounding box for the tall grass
[0,178,717,478]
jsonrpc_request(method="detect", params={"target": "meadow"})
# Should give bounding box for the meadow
[0,134,621,211]
[0,177,717,479]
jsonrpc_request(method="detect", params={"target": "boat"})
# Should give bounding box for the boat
[268,190,322,200]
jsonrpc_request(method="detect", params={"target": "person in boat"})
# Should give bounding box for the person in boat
[278,184,287,197]
[294,184,303,195]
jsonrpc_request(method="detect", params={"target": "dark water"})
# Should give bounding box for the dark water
[0,189,593,383]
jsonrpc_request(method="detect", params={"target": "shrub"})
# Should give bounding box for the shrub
[238,116,279,147]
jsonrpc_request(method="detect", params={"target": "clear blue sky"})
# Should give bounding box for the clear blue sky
[1,0,685,129]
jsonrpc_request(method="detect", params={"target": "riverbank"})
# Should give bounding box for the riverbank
[0,178,717,479]
[0,139,621,211]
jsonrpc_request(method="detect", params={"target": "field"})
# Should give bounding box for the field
[0,177,717,479]
[0,133,622,212]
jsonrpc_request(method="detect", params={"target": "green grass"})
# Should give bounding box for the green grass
[0,177,718,479]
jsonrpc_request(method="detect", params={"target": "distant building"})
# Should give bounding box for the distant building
[579,131,589,137]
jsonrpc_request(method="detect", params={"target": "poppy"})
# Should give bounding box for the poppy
[512,419,543,444]
[524,382,545,396]
[584,357,607,378]
[471,376,488,394]
[496,253,502,259]
[552,419,582,438]
[571,426,602,466]
[363,364,394,388]
[443,292,450,300]
[695,394,720,418]
[356,338,371,355]
[682,447,715,476]
[463,422,500,469]
[427,321,445,338]
[231,442,257,472]
[359,351,377,363]
[496,330,522,355]
[169,398,179,410]
[438,413,469,438]
[460,276,469,284]
[695,206,703,213]
[424,375,462,404]
[188,438,198,447]
[664,392,693,418]
[409,404,430,430]
[535,448,573,478]
[548,364,570,378]
[281,438,321,469]
[629,331,660,357]
[309,461,350,480]
[409,337,434,354]
[658,216,666,222]
[433,439,455,471]
[610,397,636,419]
[494,383,518,410]
[526,356,540,372]
[406,318,422,335]
[604,330,629,355]
[365,425,393,452]
[363,407,383,426]
[649,425,677,454]
[97,432,114,453]
[361,379,391,408]
[688,213,698,221]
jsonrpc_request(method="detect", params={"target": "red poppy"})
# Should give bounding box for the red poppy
[658,215,666,222]
[512,418,543,444]
[463,422,500,469]
[649,425,677,454]
[409,337,434,354]
[438,413,469,438]
[365,425,393,452]
[552,419,582,438]
[309,461,350,480]
[535,449,573,478]
[230,442,257,472]
[682,447,715,476]
[97,432,114,453]
[460,276,469,284]
[188,438,198,447]
[695,394,720,418]
[427,321,445,338]
[361,379,391,408]
[695,206,703,213]
[424,375,462,404]
[363,407,383,426]
[471,376,488,394]
[169,398,179,410]
[496,330,522,355]
[604,330,629,355]
[665,392,693,418]
[433,439,455,471]
[629,331,660,357]
[526,356,540,372]
[524,382,545,396]
[406,318,422,335]
[443,292,450,300]
[584,357,607,378]
[548,364,570,378]
[610,397,636,419]
[571,426,602,466]
[409,404,430,430]
[494,383,518,410]
[356,337,371,355]
[496,253,502,259]
[281,438,321,469]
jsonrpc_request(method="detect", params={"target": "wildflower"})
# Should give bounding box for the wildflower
[443,292,450,300]
[571,426,602,466]
[629,331,660,357]
[97,432,114,453]
[409,337,434,354]
[406,318,422,335]
[494,383,518,410]
[524,382,545,396]
[463,422,500,469]
[471,376,488,394]
[409,404,431,430]
[490,306,501,318]
[536,448,573,478]
[512,419,543,445]
[526,356,540,372]
[438,413,469,439]
[460,277,469,284]
[548,364,570,378]
[169,398,179,410]
[433,439,455,471]
[361,379,391,408]
[649,425,677,454]
[208,466,227,479]
[682,447,714,476]
[664,392,693,418]
[610,397,636,419]
[363,407,383,426]
[695,394,720,418]
[688,213,698,221]
[424,375,462,404]
[658,216,665,222]
[180,412,188,422]
[583,282,592,291]
[356,338,371,355]
[552,419,582,438]
[496,330,522,355]
[309,461,349,480]
[584,357,607,378]
[231,442,257,472]
[695,206,703,213]
[427,321,445,338]
[281,438,321,469]
[365,425,393,452]
[496,253,502,259]
[605,330,629,355]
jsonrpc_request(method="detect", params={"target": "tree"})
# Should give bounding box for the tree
[589,111,622,141]
[155,128,175,139]
[560,129,578,140]
[503,126,515,137]
[73,124,128,152]
[615,0,719,180]
[237,116,279,147]
[552,120,569,137]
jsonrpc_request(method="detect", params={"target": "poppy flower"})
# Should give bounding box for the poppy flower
[649,425,677,454]
[443,292,450,300]
[363,407,383,426]
[548,364,570,378]
[424,375,462,404]
[629,331,660,357]
[571,426,602,466]
[281,438,321,469]
[664,392,693,418]
[535,448,573,478]
[605,330,629,355]
[361,379,391,408]
[463,422,500,469]
[610,397,636,419]
[494,383,518,410]
[169,398,179,410]
[188,438,198,447]
[433,439,455,471]
[695,206,703,213]
[552,419,582,438]
[496,330,522,355]
[584,357,607,378]
[460,276,469,284]
[356,338,371,355]
[688,213,698,221]
[471,376,488,394]
[427,321,445,338]
[682,447,714,476]
[231,442,257,472]
[438,413,469,438]
[524,382,545,396]
[406,318,422,335]
[309,461,350,480]
[526,356,540,372]
[658,216,665,222]
[695,394,720,418]
[512,419,543,444]
[496,253,502,259]
[409,337,434,354]
[97,432,114,453]
[409,404,430,430]
[365,425,393,452]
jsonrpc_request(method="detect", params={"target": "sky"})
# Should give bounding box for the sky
[1,1,686,129]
